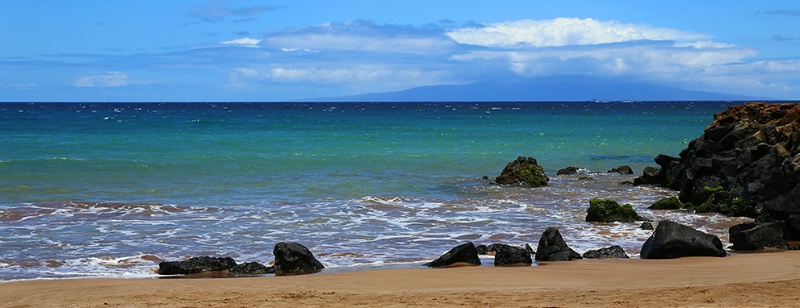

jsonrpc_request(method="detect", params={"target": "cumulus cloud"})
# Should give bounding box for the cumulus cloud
[446,18,706,48]
[220,37,262,47]
[262,20,456,55]
[74,72,130,87]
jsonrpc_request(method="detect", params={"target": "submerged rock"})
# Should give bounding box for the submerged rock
[640,220,726,259]
[425,242,481,268]
[496,156,549,187]
[273,242,325,276]
[607,165,634,174]
[557,166,581,175]
[535,227,582,261]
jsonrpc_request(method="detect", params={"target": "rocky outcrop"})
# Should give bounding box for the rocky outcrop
[640,220,726,259]
[535,227,582,261]
[730,221,788,251]
[582,245,629,259]
[634,103,800,237]
[273,242,325,276]
[496,156,549,187]
[586,198,645,223]
[425,242,481,267]
[492,244,533,266]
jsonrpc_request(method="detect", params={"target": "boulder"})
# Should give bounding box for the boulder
[633,166,662,185]
[535,227,582,261]
[157,256,237,275]
[582,245,630,259]
[607,165,634,174]
[586,198,645,223]
[425,242,481,267]
[640,222,655,230]
[273,242,325,276]
[475,244,490,255]
[648,196,683,210]
[730,221,788,251]
[496,156,549,187]
[640,220,726,259]
[492,244,533,266]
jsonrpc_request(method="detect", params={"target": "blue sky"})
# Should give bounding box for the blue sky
[1,0,799,101]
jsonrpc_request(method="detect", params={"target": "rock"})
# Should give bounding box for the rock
[535,227,582,261]
[425,242,481,268]
[493,244,533,266]
[608,165,634,174]
[273,242,325,276]
[648,196,683,210]
[582,245,630,259]
[230,262,274,275]
[557,166,580,175]
[634,103,800,237]
[640,222,654,230]
[475,244,490,255]
[157,256,237,275]
[730,221,788,251]
[633,166,662,185]
[496,156,549,187]
[586,198,645,223]
[640,220,726,259]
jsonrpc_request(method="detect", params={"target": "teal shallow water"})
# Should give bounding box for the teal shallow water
[0,102,751,280]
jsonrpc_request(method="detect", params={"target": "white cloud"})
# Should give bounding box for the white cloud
[74,72,130,87]
[262,20,455,55]
[220,37,262,47]
[446,18,706,48]
[227,65,452,93]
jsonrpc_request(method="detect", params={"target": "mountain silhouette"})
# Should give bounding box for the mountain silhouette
[313,76,764,101]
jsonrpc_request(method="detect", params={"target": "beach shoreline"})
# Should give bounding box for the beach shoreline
[3,250,800,307]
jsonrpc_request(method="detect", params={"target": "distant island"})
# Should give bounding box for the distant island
[310,76,767,102]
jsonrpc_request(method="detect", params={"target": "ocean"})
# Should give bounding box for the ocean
[0,101,753,281]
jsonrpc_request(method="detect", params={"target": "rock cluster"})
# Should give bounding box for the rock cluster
[158,241,323,276]
[635,103,800,238]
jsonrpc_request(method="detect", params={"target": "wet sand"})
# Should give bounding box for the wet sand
[2,251,800,307]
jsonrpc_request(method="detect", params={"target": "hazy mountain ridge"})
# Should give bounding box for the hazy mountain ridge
[311,77,766,102]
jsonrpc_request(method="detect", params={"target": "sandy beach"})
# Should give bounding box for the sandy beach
[2,250,800,307]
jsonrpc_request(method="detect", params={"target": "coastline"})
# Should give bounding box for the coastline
[3,250,800,307]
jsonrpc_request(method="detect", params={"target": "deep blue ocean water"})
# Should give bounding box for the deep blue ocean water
[0,101,754,281]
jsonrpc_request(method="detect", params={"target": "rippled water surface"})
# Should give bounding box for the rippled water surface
[0,102,751,281]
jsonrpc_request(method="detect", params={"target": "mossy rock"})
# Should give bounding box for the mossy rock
[690,188,759,217]
[586,198,644,223]
[496,156,549,187]
[648,197,683,210]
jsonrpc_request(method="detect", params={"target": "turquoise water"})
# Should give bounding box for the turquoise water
[0,101,750,280]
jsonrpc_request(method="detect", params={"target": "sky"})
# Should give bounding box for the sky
[1,0,799,102]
